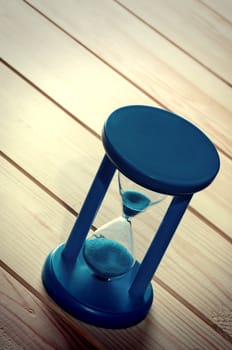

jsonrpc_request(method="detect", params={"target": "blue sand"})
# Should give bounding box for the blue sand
[83,237,134,279]
[121,190,151,217]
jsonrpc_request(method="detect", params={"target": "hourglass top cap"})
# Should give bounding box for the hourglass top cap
[102,105,220,195]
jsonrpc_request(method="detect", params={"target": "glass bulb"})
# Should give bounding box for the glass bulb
[83,172,165,280]
[119,172,165,217]
[83,217,134,279]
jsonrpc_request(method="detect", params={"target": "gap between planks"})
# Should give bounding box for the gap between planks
[197,0,232,26]
[1,0,231,159]
[20,2,232,159]
[1,143,231,248]
[0,263,107,350]
[1,150,231,345]
[113,0,232,88]
[0,58,231,244]
[23,0,232,88]
[1,1,231,341]
[1,260,230,350]
[22,0,166,110]
[0,58,101,142]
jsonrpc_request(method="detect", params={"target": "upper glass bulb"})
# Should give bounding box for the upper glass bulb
[119,172,165,218]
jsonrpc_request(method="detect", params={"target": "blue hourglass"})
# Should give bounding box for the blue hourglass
[42,105,220,328]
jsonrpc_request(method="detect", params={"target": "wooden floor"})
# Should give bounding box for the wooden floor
[0,0,232,349]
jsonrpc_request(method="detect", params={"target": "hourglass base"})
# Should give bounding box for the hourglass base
[42,244,153,329]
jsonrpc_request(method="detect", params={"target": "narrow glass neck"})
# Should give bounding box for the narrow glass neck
[122,213,132,222]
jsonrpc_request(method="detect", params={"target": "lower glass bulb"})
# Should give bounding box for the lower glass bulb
[83,217,134,279]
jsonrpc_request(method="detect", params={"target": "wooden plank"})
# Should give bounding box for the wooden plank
[1,157,231,350]
[0,267,102,350]
[11,0,232,157]
[0,66,232,339]
[0,0,152,135]
[191,152,232,236]
[0,63,231,239]
[200,0,232,23]
[119,0,232,83]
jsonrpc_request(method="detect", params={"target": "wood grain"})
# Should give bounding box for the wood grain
[118,0,232,84]
[0,0,152,135]
[200,0,232,23]
[1,0,231,348]
[0,66,232,339]
[0,268,102,350]
[15,0,232,158]
[1,62,231,239]
[1,158,231,350]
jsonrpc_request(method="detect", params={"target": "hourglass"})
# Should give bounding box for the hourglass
[42,105,220,328]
